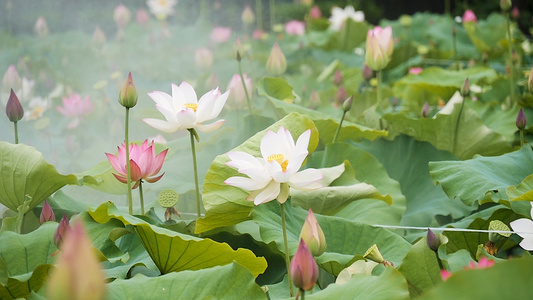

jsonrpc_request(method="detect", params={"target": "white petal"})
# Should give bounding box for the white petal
[148,91,174,112]
[239,167,272,185]
[250,181,280,205]
[179,81,198,103]
[196,120,225,133]
[286,152,308,174]
[196,89,217,123]
[210,90,229,119]
[279,126,295,155]
[260,130,280,159]
[529,202,533,218]
[171,83,187,109]
[290,168,323,190]
[510,218,533,238]
[155,104,178,123]
[225,176,264,191]
[519,237,533,251]
[295,129,311,156]
[142,118,180,133]
[227,151,264,169]
[176,109,197,129]
[266,161,290,183]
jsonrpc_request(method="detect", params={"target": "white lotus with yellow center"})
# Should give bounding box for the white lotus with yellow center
[225,126,323,205]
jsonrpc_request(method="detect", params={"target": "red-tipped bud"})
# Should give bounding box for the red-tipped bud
[309,5,322,19]
[336,86,347,107]
[266,42,287,76]
[462,10,477,23]
[342,96,353,113]
[299,209,327,256]
[426,228,440,251]
[290,240,319,291]
[362,64,373,81]
[40,201,56,224]
[421,101,430,118]
[54,214,71,248]
[241,5,255,25]
[500,0,512,12]
[6,89,24,122]
[511,6,520,19]
[516,108,527,130]
[461,78,470,97]
[333,70,343,86]
[119,72,138,108]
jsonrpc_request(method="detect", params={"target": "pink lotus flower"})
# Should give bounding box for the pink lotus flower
[106,140,168,189]
[226,73,252,109]
[285,20,306,36]
[462,9,477,23]
[210,27,232,43]
[56,93,94,129]
[441,257,495,281]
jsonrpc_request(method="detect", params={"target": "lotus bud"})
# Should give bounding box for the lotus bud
[266,42,287,75]
[516,108,527,130]
[309,89,320,109]
[290,240,319,291]
[113,4,131,30]
[500,0,512,12]
[461,78,470,97]
[3,65,21,90]
[54,214,71,248]
[336,86,347,107]
[233,37,245,61]
[195,47,214,70]
[118,72,138,108]
[333,70,343,86]
[227,73,252,109]
[362,64,373,81]
[365,26,393,71]
[34,17,49,37]
[511,6,519,20]
[299,209,327,256]
[426,228,440,251]
[309,6,322,19]
[462,10,477,23]
[301,0,313,7]
[241,5,255,26]
[6,89,24,122]
[47,220,106,300]
[342,96,353,113]
[421,101,430,118]
[39,200,56,224]
[136,8,150,25]
[399,15,412,28]
[92,26,107,46]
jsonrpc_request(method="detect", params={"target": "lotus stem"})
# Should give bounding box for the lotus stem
[520,129,524,147]
[138,180,145,215]
[453,97,466,154]
[256,0,263,31]
[238,59,253,115]
[333,111,346,144]
[377,70,383,130]
[280,202,294,297]
[125,107,133,215]
[505,13,515,105]
[189,129,202,218]
[13,121,19,144]
[269,0,275,30]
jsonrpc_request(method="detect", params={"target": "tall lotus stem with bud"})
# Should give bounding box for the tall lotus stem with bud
[454,78,469,154]
[118,72,138,215]
[502,1,515,104]
[290,240,319,300]
[236,51,253,114]
[332,96,353,143]
[516,108,526,147]
[5,89,23,144]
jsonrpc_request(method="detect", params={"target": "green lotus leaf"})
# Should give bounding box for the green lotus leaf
[0,142,78,211]
[89,202,267,277]
[0,264,54,300]
[195,112,319,234]
[257,77,387,144]
[429,147,533,206]
[106,263,266,300]
[384,101,512,160]
[507,173,533,201]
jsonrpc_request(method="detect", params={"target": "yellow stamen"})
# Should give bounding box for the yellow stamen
[267,154,289,172]
[184,103,198,111]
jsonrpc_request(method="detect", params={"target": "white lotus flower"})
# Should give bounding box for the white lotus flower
[143,82,229,133]
[329,6,365,31]
[147,0,177,20]
[510,202,533,251]
[225,126,323,205]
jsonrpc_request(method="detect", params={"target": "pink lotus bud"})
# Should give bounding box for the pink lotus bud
[408,67,423,75]
[462,10,477,23]
[119,72,138,108]
[309,5,322,19]
[365,26,393,71]
[113,4,131,30]
[421,101,430,118]
[461,78,470,97]
[54,214,71,248]
[309,89,320,109]
[39,201,56,224]
[516,108,527,130]
[33,17,49,37]
[195,47,214,70]
[336,86,347,107]
[362,64,373,81]
[252,29,267,40]
[47,220,106,300]
[241,5,255,26]
[136,8,150,25]
[266,42,287,75]
[342,96,353,112]
[500,0,512,12]
[441,269,452,281]
[92,26,107,45]
[226,73,252,109]
[233,37,245,61]
[290,240,319,291]
[426,228,440,251]
[333,70,343,86]
[3,65,21,89]
[5,89,24,122]
[285,20,306,36]
[299,209,327,256]
[511,6,519,20]
[210,27,232,43]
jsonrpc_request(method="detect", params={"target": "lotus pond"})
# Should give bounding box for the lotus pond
[1,0,533,299]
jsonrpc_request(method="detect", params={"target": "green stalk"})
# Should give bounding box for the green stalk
[256,0,263,31]
[238,59,253,114]
[453,97,466,154]
[332,111,347,144]
[138,180,145,215]
[125,107,133,215]
[505,14,515,105]
[13,121,18,144]
[189,129,202,218]
[269,0,275,30]
[280,202,294,297]
[377,70,383,130]
[452,26,459,70]
[520,129,524,147]
[301,289,305,300]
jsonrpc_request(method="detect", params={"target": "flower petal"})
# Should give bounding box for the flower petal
[176,109,197,129]
[227,151,265,169]
[129,160,143,182]
[155,104,178,123]
[250,181,280,205]
[510,218,533,239]
[196,120,225,133]
[179,81,198,104]
[196,89,217,123]
[225,176,266,191]
[260,130,280,160]
[148,91,174,113]
[106,153,125,174]
[142,118,180,133]
[145,172,165,183]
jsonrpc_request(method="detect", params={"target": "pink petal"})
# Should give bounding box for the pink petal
[106,153,125,174]
[129,160,142,181]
